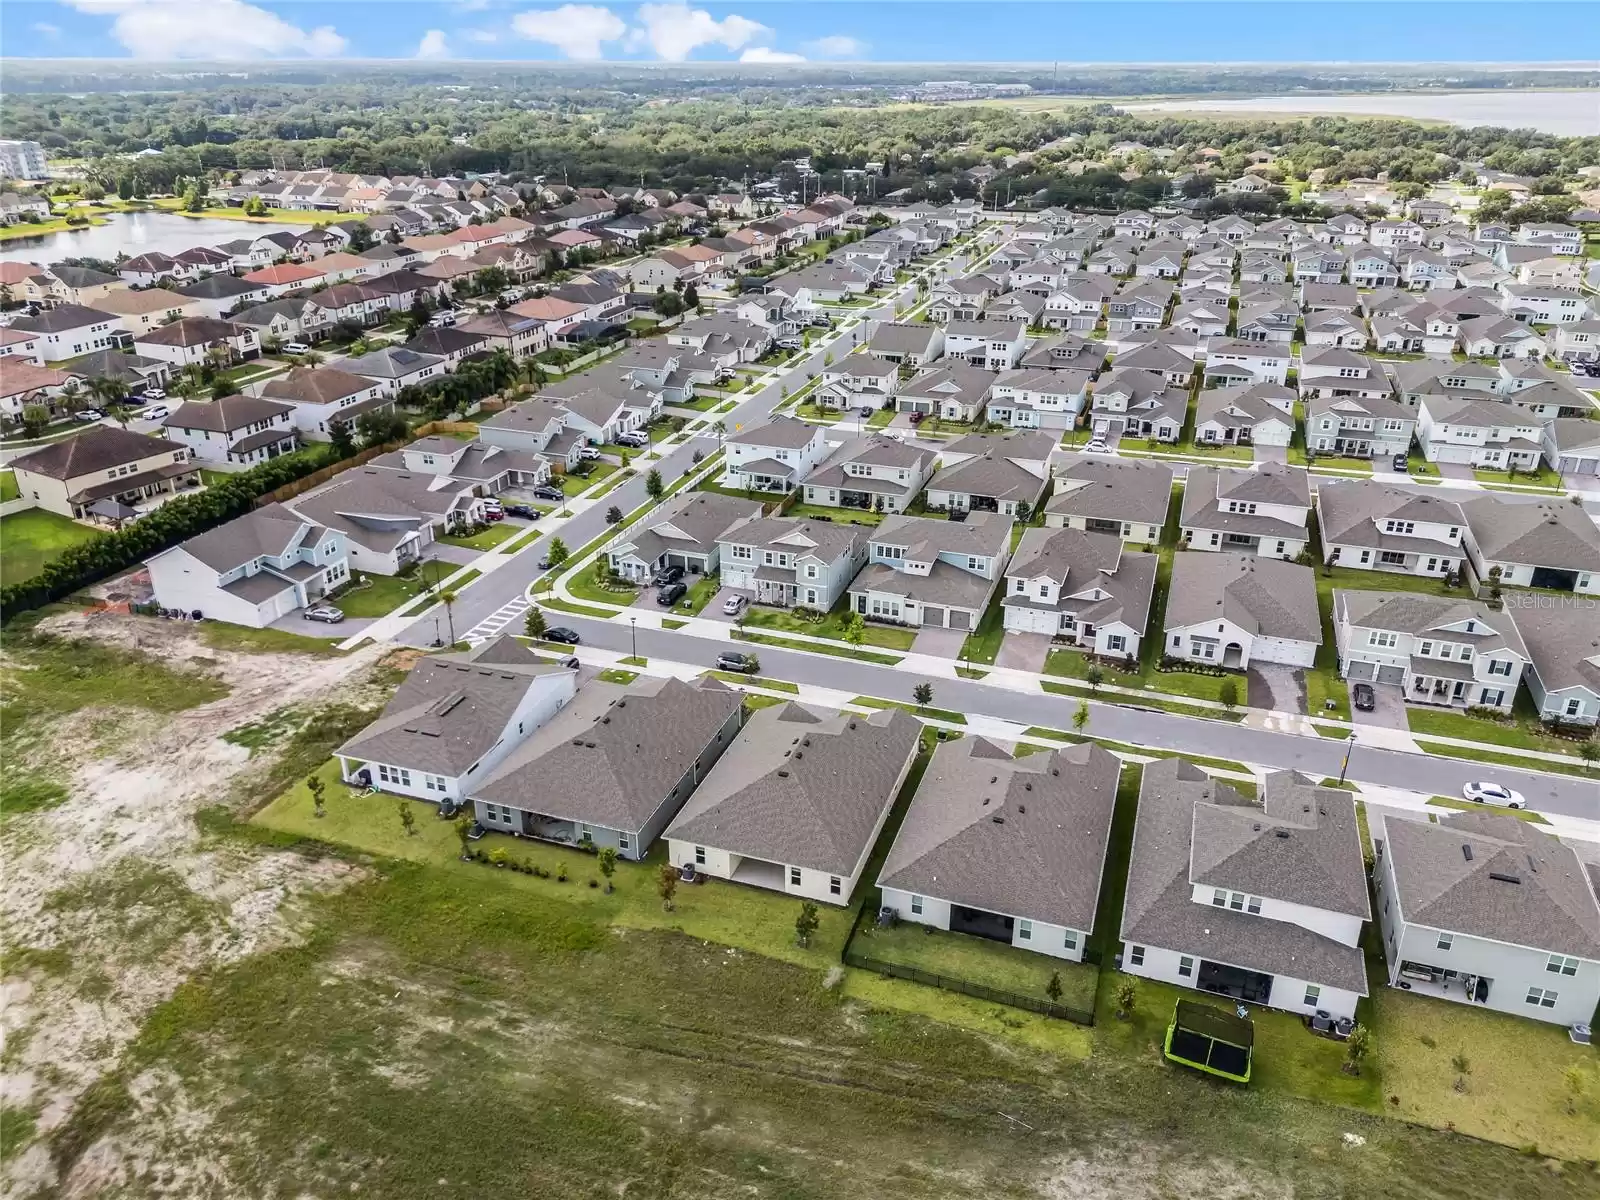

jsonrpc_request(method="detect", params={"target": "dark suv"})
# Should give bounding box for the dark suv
[656,581,687,606]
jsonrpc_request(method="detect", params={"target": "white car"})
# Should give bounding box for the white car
[1083,438,1111,454]
[721,594,748,616]
[142,405,170,422]
[1462,781,1525,810]
[284,342,311,355]
[141,387,166,401]
[579,446,602,461]
[615,431,649,448]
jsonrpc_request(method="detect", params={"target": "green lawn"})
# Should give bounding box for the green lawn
[196,624,349,657]
[849,696,967,725]
[435,523,521,551]
[850,920,1098,1012]
[1405,696,1586,758]
[678,392,728,412]
[0,509,104,586]
[564,564,638,608]
[957,591,1007,665]
[675,572,721,616]
[1414,738,1598,780]
[732,628,903,665]
[782,502,884,525]
[330,568,432,618]
[596,668,639,685]
[1425,795,1549,824]
[739,604,916,651]
[1472,463,1562,490]
[1042,646,1239,707]
[866,407,896,429]
[1,470,21,502]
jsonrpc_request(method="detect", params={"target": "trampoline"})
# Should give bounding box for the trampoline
[1163,999,1254,1083]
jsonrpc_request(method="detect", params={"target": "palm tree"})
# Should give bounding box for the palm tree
[440,588,459,645]
[711,419,726,448]
[85,376,131,425]
[169,368,205,401]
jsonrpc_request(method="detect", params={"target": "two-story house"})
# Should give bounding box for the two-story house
[924,431,1054,518]
[145,503,349,627]
[1372,810,1600,1026]
[1002,525,1157,659]
[846,512,1011,631]
[9,425,199,519]
[942,319,1028,371]
[160,394,298,466]
[1046,455,1173,546]
[1181,463,1310,559]
[723,415,830,494]
[986,367,1088,431]
[800,434,937,515]
[1334,590,1528,712]
[1089,367,1185,442]
[261,366,394,443]
[1121,764,1370,1021]
[606,491,763,582]
[1297,347,1391,404]
[1202,339,1292,388]
[816,354,900,411]
[1461,496,1600,596]
[8,304,125,363]
[1415,396,1548,471]
[895,363,996,423]
[717,515,868,610]
[1317,482,1467,578]
[134,316,260,369]
[1304,394,1416,459]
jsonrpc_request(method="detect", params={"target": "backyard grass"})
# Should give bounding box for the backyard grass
[782,501,885,525]
[850,920,1098,1011]
[0,471,18,503]
[331,568,432,618]
[0,509,103,586]
[1424,796,1550,824]
[435,522,521,551]
[731,628,903,665]
[739,605,917,651]
[848,696,968,725]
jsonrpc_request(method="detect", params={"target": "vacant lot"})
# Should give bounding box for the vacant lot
[0,509,103,586]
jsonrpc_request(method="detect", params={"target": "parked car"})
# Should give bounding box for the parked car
[140,387,166,401]
[481,508,504,522]
[544,627,581,644]
[284,342,312,355]
[908,411,926,425]
[656,581,687,605]
[654,565,684,586]
[716,651,758,673]
[579,446,601,462]
[859,406,874,418]
[142,405,170,422]
[74,408,105,423]
[559,655,580,670]
[1083,438,1110,454]
[615,430,649,448]
[531,485,564,502]
[721,594,748,616]
[1462,781,1525,810]
[1352,682,1376,712]
[302,606,346,624]
[503,503,538,519]
[1392,453,1409,473]
[429,310,458,328]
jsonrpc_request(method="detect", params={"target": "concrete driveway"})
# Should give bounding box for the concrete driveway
[1436,461,1475,481]
[912,624,967,659]
[1253,444,1288,464]
[701,585,751,624]
[1246,664,1306,715]
[268,608,375,640]
[1350,681,1410,730]
[996,631,1052,673]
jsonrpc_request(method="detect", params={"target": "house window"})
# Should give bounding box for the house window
[1212,888,1228,908]
[1246,895,1261,915]
[910,894,924,915]
[789,866,802,887]
[1106,634,1126,653]
[1419,641,1433,657]
[1437,932,1453,951]
[1526,987,1558,1009]
[829,876,842,896]
[1547,954,1579,977]
[1018,919,1033,942]
[1129,945,1146,967]
[619,834,630,852]
[694,846,706,865]
[1229,892,1244,911]
[1368,631,1398,649]
[1304,985,1322,1008]
[1063,930,1078,952]
[1487,659,1513,678]
[1178,955,1194,978]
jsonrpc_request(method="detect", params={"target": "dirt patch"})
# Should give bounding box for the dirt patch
[0,611,391,1196]
[1039,1147,1294,1200]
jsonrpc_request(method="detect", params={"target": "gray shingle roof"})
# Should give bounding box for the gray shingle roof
[1004,527,1158,635]
[1514,602,1600,698]
[1164,552,1321,644]
[1381,811,1600,960]
[665,703,922,876]
[172,503,319,572]
[727,414,822,451]
[471,675,741,834]
[10,425,184,481]
[1317,481,1467,551]
[878,738,1122,931]
[1121,760,1370,993]
[1462,497,1600,571]
[1335,591,1528,659]
[163,393,292,433]
[1048,456,1174,526]
[871,511,1011,560]
[617,491,763,558]
[1181,464,1310,541]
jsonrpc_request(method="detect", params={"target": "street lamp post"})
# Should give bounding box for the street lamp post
[630,615,638,662]
[1337,732,1358,786]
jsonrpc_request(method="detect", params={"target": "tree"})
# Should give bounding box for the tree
[617,449,631,470]
[1084,665,1104,693]
[523,606,548,640]
[1578,739,1599,773]
[844,612,866,648]
[1114,980,1136,1020]
[454,812,475,860]
[398,801,416,837]
[1045,971,1063,1004]
[1487,564,1503,604]
[1014,499,1032,523]
[1218,678,1240,712]
[682,282,700,309]
[20,404,49,438]
[605,504,623,525]
[657,862,679,911]
[346,222,376,252]
[597,846,619,893]
[645,468,664,502]
[711,420,726,447]
[439,589,459,645]
[1343,1023,1371,1077]
[355,409,408,449]
[794,900,820,948]
[652,291,685,317]
[912,681,934,708]
[547,537,569,567]
[329,421,356,460]
[307,773,326,818]
[1072,700,1090,735]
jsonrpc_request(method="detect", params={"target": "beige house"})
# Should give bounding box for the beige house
[8,425,200,519]
[91,287,204,335]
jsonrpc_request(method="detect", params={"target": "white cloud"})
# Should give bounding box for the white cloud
[464,28,501,43]
[416,29,450,59]
[739,47,804,64]
[511,4,626,59]
[804,35,866,59]
[32,21,63,37]
[629,4,769,62]
[66,0,345,59]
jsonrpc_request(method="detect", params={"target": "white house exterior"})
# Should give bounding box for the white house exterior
[717,515,867,610]
[1163,553,1321,669]
[1202,340,1291,387]
[724,415,830,494]
[160,395,298,466]
[1460,496,1600,596]
[1180,463,1310,560]
[1316,482,1467,578]
[1415,396,1547,470]
[846,512,1011,631]
[800,433,936,516]
[1373,810,1600,1027]
[1002,526,1158,658]
[1514,603,1600,726]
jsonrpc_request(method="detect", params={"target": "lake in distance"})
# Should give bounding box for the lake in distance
[0,211,310,265]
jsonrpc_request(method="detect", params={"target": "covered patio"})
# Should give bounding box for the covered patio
[1197,959,1273,1005]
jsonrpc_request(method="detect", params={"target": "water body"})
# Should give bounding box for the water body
[0,211,308,266]
[1120,90,1600,136]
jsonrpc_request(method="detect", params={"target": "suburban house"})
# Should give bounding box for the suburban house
[799,433,937,515]
[343,346,445,397]
[1298,348,1392,403]
[1203,341,1292,387]
[261,366,393,442]
[8,304,125,362]
[471,675,744,861]
[367,435,552,497]
[133,317,260,368]
[723,415,830,494]
[1514,603,1600,726]
[943,320,1029,371]
[1193,383,1295,448]
[1415,396,1548,471]
[1163,553,1322,669]
[145,503,350,627]
[1113,340,1194,388]
[605,491,763,583]
[92,287,203,335]
[986,367,1089,431]
[1317,482,1468,578]
[1181,463,1310,559]
[664,702,923,906]
[335,638,577,804]
[1545,417,1600,478]
[877,737,1122,964]
[9,426,199,520]
[868,321,944,367]
[1333,590,1529,713]
[1002,526,1158,658]
[1460,497,1600,596]
[816,354,900,411]
[895,363,996,423]
[924,431,1053,518]
[1550,320,1600,364]
[717,515,868,611]
[160,394,298,466]
[846,512,1011,631]
[1089,367,1186,442]
[1304,394,1417,459]
[1046,455,1173,545]
[281,468,485,576]
[1372,810,1600,1026]
[1121,763,1370,1021]
[0,361,83,422]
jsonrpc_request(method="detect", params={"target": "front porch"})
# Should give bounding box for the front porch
[1405,661,1473,708]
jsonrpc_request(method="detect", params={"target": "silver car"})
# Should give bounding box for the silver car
[302,606,346,624]
[721,594,749,616]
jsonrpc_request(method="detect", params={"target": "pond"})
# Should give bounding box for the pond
[0,211,310,265]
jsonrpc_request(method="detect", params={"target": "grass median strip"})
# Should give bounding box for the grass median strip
[848,696,968,725]
[732,629,903,665]
[1425,795,1549,824]
[1040,679,1245,722]
[705,670,800,693]
[1414,739,1598,780]
[538,596,619,620]
[597,668,639,685]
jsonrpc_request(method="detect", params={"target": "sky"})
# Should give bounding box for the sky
[3,1,1599,65]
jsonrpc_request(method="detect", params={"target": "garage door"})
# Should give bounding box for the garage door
[1346,660,1375,681]
[1558,455,1599,475]
[922,605,946,627]
[1376,664,1404,685]
[949,609,972,631]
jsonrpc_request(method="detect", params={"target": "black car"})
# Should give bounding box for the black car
[503,503,539,519]
[654,564,684,586]
[1392,453,1409,473]
[716,651,758,673]
[656,581,687,605]
[1353,682,1377,712]
[532,485,565,502]
[545,627,581,644]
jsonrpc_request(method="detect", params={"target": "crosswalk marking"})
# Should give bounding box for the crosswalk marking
[464,595,531,646]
